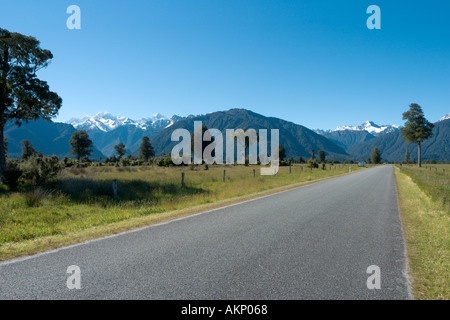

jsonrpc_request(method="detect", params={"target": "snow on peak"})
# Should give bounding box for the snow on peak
[334,121,400,136]
[67,112,184,132]
[438,113,450,122]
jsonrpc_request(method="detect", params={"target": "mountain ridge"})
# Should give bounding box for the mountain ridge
[4,109,449,162]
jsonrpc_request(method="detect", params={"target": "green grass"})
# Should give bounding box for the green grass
[399,164,450,212]
[0,163,364,260]
[394,166,450,300]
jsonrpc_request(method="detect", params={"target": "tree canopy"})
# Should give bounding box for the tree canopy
[371,146,381,164]
[114,142,126,159]
[139,136,155,161]
[318,150,325,163]
[401,103,434,167]
[0,28,62,179]
[70,130,93,161]
[21,139,36,160]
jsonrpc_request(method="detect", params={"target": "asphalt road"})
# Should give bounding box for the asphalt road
[0,165,411,299]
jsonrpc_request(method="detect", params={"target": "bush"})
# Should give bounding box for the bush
[307,159,319,169]
[120,158,130,167]
[62,156,76,168]
[157,157,173,167]
[21,155,62,186]
[3,159,23,190]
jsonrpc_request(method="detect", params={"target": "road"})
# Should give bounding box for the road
[0,165,411,299]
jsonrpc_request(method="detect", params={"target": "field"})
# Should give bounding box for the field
[394,164,450,299]
[0,163,364,261]
[398,164,450,212]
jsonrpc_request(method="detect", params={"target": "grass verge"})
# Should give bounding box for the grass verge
[394,166,449,300]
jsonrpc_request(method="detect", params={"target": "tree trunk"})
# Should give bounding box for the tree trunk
[417,141,421,168]
[0,124,5,180]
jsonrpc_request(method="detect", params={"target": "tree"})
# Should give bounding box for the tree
[70,130,93,161]
[371,147,381,164]
[114,142,126,159]
[190,125,214,163]
[405,148,410,164]
[139,136,155,161]
[318,150,326,163]
[21,139,36,160]
[0,28,62,180]
[277,144,286,161]
[401,103,434,167]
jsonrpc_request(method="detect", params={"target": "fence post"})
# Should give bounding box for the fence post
[112,179,117,198]
[253,168,255,177]
[289,165,292,174]
[223,170,226,182]
[349,166,351,173]
[181,172,185,187]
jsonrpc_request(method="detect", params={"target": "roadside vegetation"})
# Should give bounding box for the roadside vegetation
[0,160,365,261]
[394,165,450,299]
[398,164,449,212]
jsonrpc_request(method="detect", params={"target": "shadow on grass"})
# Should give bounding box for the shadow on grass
[49,177,208,204]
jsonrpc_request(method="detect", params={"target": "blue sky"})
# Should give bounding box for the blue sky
[1,0,449,130]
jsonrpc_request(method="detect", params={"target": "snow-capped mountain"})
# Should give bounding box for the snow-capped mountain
[438,113,450,122]
[314,121,401,151]
[332,121,401,136]
[67,112,179,132]
[315,121,400,136]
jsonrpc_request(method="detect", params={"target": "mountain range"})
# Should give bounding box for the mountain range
[4,109,449,162]
[315,121,401,151]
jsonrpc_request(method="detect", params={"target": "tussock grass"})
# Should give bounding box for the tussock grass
[394,166,450,300]
[0,164,363,261]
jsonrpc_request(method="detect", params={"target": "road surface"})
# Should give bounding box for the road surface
[0,165,411,299]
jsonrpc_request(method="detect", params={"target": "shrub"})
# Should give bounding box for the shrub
[3,159,23,190]
[62,156,76,168]
[157,157,173,167]
[21,155,62,185]
[307,159,319,169]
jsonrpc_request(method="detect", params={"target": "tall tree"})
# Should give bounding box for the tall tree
[0,28,62,179]
[405,148,410,164]
[114,142,126,159]
[318,150,326,163]
[21,139,36,160]
[371,146,381,164]
[277,144,286,161]
[190,125,214,163]
[139,136,155,161]
[70,130,93,161]
[401,103,434,167]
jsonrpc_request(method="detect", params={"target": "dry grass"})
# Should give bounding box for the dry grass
[394,166,450,300]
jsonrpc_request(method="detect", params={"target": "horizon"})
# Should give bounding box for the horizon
[1,1,449,130]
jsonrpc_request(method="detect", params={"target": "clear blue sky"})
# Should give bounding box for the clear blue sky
[1,0,449,130]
